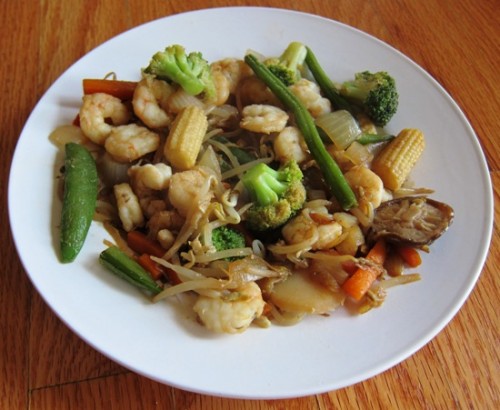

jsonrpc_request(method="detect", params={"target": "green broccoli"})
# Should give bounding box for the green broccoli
[242,160,306,231]
[339,71,399,126]
[212,226,246,260]
[265,42,307,86]
[144,44,215,99]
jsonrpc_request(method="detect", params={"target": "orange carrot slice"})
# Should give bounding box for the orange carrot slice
[342,239,387,301]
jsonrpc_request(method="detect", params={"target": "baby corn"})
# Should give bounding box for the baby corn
[371,128,425,190]
[164,105,208,170]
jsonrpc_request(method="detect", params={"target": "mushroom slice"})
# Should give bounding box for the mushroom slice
[368,196,454,247]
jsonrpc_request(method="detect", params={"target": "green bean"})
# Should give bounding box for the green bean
[60,143,98,262]
[99,246,163,294]
[304,46,353,112]
[244,54,358,210]
[357,133,395,145]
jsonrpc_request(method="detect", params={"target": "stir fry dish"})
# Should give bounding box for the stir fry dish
[51,42,454,334]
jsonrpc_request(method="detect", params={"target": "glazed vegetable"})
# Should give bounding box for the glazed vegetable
[60,143,98,263]
[269,270,345,314]
[144,44,215,98]
[242,160,306,231]
[342,239,387,301]
[340,70,399,126]
[126,230,165,258]
[164,105,208,170]
[244,53,358,210]
[371,128,425,190]
[82,78,137,100]
[99,246,162,294]
[265,41,307,86]
[384,251,405,277]
[396,246,422,268]
[137,253,166,281]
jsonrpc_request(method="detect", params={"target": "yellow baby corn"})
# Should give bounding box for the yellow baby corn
[164,105,208,170]
[371,128,425,190]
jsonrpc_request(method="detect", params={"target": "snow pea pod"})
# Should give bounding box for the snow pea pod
[60,142,98,262]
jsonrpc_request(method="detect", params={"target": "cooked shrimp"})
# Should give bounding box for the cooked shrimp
[289,79,331,118]
[344,165,385,212]
[193,281,265,334]
[209,70,231,106]
[113,183,144,232]
[132,75,173,128]
[104,123,160,163]
[238,75,282,107]
[168,167,214,217]
[140,197,167,219]
[273,126,309,164]
[282,210,343,250]
[212,58,253,94]
[79,93,130,144]
[147,210,184,238]
[128,163,172,191]
[240,104,288,134]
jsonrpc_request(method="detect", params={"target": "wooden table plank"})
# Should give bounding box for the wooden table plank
[1,1,498,409]
[374,0,500,171]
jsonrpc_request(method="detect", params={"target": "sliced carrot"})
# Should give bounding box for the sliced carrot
[137,253,165,281]
[83,78,137,100]
[365,238,387,265]
[126,231,165,258]
[396,245,422,268]
[341,239,387,301]
[341,259,359,275]
[136,253,182,285]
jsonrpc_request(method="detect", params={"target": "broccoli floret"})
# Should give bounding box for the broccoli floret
[144,44,215,99]
[265,42,307,86]
[242,160,306,231]
[340,71,399,126]
[212,226,246,261]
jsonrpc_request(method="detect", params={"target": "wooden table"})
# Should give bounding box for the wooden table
[2,1,498,408]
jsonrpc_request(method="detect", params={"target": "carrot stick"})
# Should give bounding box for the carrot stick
[126,231,165,258]
[83,79,137,100]
[396,245,422,268]
[342,239,387,301]
[137,253,165,281]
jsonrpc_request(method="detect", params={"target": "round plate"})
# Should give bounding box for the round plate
[8,7,493,399]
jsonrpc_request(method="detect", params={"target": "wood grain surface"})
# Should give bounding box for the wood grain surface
[1,1,498,409]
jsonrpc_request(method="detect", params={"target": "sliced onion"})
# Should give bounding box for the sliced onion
[198,145,222,180]
[49,125,87,149]
[315,110,361,150]
[96,152,131,186]
[344,141,373,166]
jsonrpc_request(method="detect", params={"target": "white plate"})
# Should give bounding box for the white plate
[8,7,493,399]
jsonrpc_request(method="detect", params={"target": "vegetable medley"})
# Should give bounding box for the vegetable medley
[52,42,454,334]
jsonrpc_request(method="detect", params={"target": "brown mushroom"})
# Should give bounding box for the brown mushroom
[368,196,454,247]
